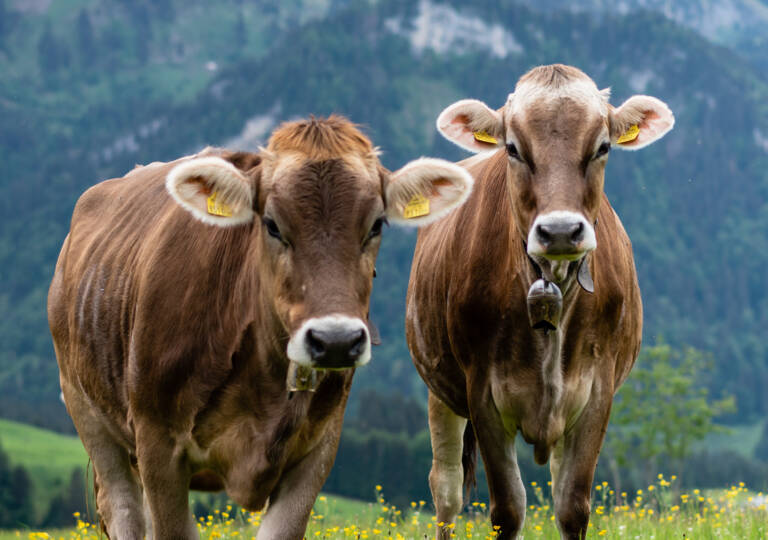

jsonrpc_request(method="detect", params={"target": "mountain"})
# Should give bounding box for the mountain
[509,0,768,76]
[0,0,767,431]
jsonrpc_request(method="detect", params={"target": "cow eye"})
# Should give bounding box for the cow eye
[507,142,522,162]
[594,141,611,159]
[262,217,284,242]
[365,217,387,244]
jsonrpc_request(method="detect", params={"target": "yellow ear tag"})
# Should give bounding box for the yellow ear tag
[616,124,640,144]
[403,194,430,219]
[206,191,234,217]
[473,130,498,144]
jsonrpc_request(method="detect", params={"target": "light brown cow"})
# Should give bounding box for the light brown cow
[48,116,473,540]
[406,65,674,539]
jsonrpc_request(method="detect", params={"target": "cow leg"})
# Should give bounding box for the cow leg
[62,381,145,540]
[550,399,611,540]
[470,399,525,539]
[256,416,344,540]
[135,425,197,540]
[427,391,467,540]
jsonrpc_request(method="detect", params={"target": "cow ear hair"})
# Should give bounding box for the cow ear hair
[166,156,256,226]
[436,99,505,153]
[223,151,262,213]
[610,95,674,151]
[385,158,474,226]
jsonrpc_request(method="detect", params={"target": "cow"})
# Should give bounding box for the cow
[48,115,474,540]
[406,64,674,539]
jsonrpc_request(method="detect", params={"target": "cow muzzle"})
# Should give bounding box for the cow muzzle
[286,315,371,370]
[527,211,596,260]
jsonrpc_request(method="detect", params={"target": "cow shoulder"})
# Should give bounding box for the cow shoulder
[587,195,642,383]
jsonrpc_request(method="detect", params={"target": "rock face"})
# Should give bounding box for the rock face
[510,0,768,73]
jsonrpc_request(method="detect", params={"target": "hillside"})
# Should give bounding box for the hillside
[509,0,768,75]
[0,419,87,520]
[0,0,767,432]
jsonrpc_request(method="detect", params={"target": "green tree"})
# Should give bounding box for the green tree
[233,10,247,54]
[37,22,70,75]
[604,341,736,492]
[0,439,35,527]
[42,467,88,527]
[131,4,151,65]
[350,389,427,436]
[754,417,768,463]
[0,0,7,50]
[75,9,95,63]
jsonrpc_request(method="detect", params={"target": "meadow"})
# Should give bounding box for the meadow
[1,420,767,539]
[2,478,766,540]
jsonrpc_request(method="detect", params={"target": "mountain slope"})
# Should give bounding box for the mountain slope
[0,0,767,429]
[508,0,768,76]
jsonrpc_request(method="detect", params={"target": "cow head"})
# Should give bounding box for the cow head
[436,64,673,282]
[166,116,472,370]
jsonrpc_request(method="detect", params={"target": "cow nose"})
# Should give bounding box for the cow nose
[306,327,367,369]
[286,315,372,370]
[536,221,584,250]
[533,218,590,257]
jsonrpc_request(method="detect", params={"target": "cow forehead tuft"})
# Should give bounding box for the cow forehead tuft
[510,69,608,120]
[517,63,591,88]
[267,115,377,162]
[264,152,380,193]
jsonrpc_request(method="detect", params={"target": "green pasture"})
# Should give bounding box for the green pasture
[2,483,767,539]
[2,419,767,538]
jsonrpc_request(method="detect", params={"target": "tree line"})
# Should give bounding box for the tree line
[0,441,88,529]
[324,343,768,507]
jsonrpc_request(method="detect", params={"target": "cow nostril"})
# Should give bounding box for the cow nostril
[571,222,584,243]
[306,329,326,359]
[536,224,552,245]
[348,329,366,358]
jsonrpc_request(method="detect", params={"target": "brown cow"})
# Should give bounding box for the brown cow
[406,65,674,539]
[48,116,473,540]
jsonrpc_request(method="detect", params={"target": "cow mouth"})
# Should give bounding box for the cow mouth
[528,257,576,284]
[537,250,587,262]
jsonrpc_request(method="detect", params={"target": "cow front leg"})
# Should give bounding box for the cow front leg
[135,425,197,540]
[427,391,467,540]
[470,399,526,539]
[257,416,344,540]
[62,381,145,540]
[550,397,612,540]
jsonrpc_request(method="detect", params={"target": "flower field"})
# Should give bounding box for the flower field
[3,476,767,540]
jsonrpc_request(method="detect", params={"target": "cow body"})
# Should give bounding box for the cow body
[406,65,673,539]
[49,117,473,539]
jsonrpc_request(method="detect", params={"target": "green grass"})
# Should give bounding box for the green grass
[2,419,767,538]
[3,482,767,539]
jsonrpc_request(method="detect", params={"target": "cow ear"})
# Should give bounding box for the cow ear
[385,158,474,226]
[610,95,674,151]
[436,99,505,153]
[166,156,256,226]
